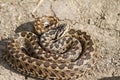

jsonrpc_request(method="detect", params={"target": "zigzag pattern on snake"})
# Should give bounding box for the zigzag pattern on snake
[4,16,96,80]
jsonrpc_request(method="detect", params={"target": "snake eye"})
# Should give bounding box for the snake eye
[45,24,50,28]
[44,21,50,28]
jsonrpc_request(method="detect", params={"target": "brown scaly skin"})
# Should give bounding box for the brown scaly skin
[34,16,59,35]
[4,16,97,80]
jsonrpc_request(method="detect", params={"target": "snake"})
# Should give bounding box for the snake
[4,16,96,80]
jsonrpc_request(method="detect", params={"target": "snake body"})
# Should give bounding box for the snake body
[4,16,96,80]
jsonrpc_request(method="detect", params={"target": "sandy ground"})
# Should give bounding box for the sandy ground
[0,0,120,80]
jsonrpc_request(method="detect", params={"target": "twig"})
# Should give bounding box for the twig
[31,0,44,18]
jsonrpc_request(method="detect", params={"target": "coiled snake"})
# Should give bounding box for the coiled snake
[4,16,96,80]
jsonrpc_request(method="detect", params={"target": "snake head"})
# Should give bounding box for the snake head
[34,16,59,35]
